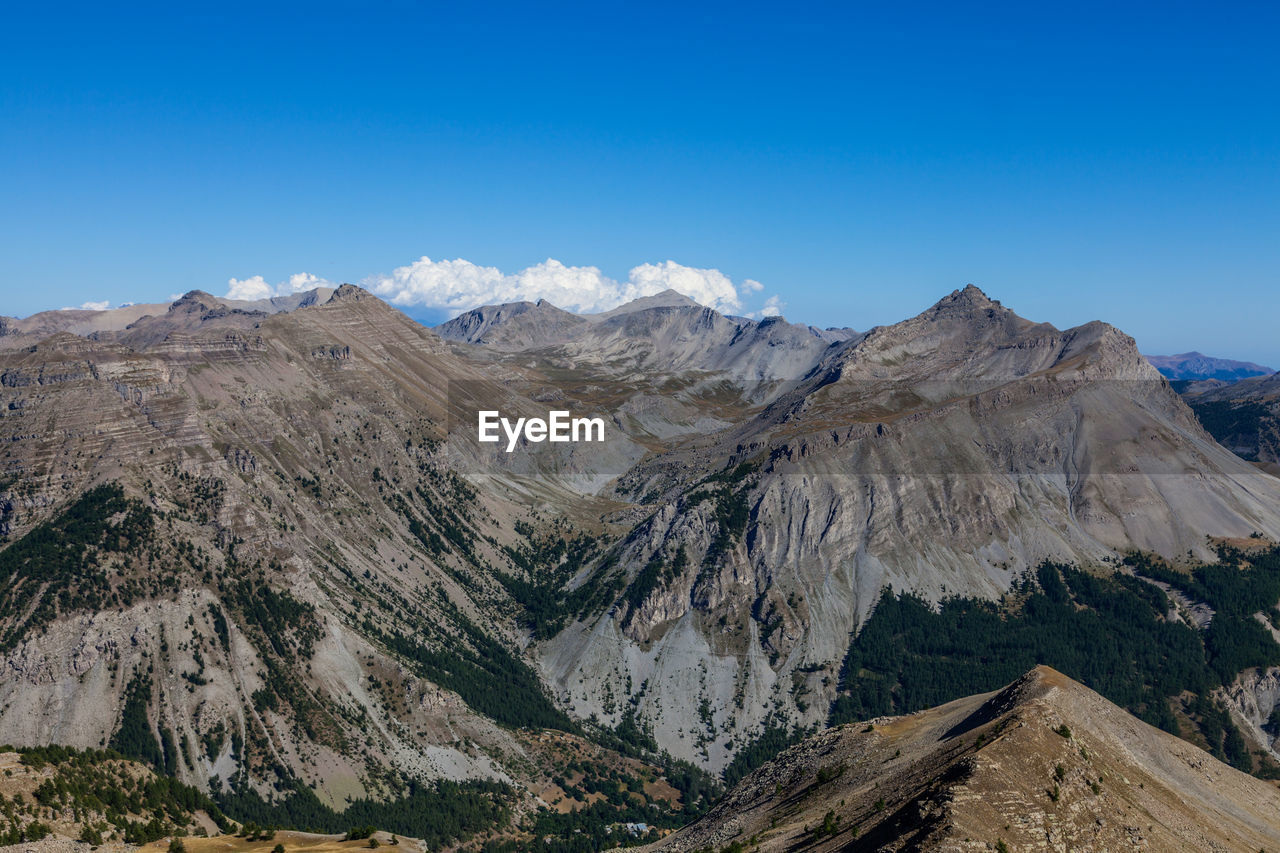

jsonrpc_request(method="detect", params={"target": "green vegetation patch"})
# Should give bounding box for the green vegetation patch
[1187,399,1273,458]
[497,528,613,639]
[0,483,155,650]
[217,777,511,848]
[831,552,1280,774]
[368,610,574,731]
[4,744,230,845]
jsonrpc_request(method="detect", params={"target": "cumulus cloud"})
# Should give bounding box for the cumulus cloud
[225,272,335,301]
[222,257,774,318]
[621,261,741,312]
[362,256,749,316]
[282,272,332,293]
[748,295,784,319]
[59,300,111,311]
[226,275,273,301]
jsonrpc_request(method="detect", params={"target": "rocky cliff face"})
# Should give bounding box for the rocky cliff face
[0,288,566,806]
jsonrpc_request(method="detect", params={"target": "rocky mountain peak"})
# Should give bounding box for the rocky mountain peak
[598,288,702,317]
[436,299,586,347]
[326,283,373,303]
[167,290,225,314]
[925,282,1008,319]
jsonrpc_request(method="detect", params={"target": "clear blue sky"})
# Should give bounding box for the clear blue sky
[3,1,1278,364]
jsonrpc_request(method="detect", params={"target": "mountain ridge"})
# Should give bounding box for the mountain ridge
[1146,350,1275,382]
[1,283,1279,839]
[656,665,1280,853]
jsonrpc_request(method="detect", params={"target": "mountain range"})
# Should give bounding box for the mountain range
[2,284,1280,846]
[1144,351,1275,382]
[1175,372,1280,478]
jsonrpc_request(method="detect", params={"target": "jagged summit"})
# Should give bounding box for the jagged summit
[919,282,1029,326]
[167,290,225,311]
[326,282,372,303]
[941,281,998,306]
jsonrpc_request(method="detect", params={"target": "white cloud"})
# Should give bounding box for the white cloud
[226,275,273,301]
[747,295,784,319]
[513,260,619,312]
[222,257,774,318]
[225,272,335,301]
[364,257,507,313]
[622,261,741,313]
[59,300,111,311]
[283,272,332,294]
[361,256,750,316]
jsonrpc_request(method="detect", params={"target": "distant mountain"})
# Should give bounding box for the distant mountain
[435,298,588,348]
[436,288,858,379]
[1180,371,1280,475]
[0,286,334,340]
[1145,351,1275,381]
[659,666,1280,853]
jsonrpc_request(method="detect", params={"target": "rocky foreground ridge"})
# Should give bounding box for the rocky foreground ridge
[657,666,1280,852]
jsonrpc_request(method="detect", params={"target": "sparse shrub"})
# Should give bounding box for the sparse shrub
[1055,724,1072,739]
[814,809,840,837]
[816,763,845,783]
[345,825,376,841]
